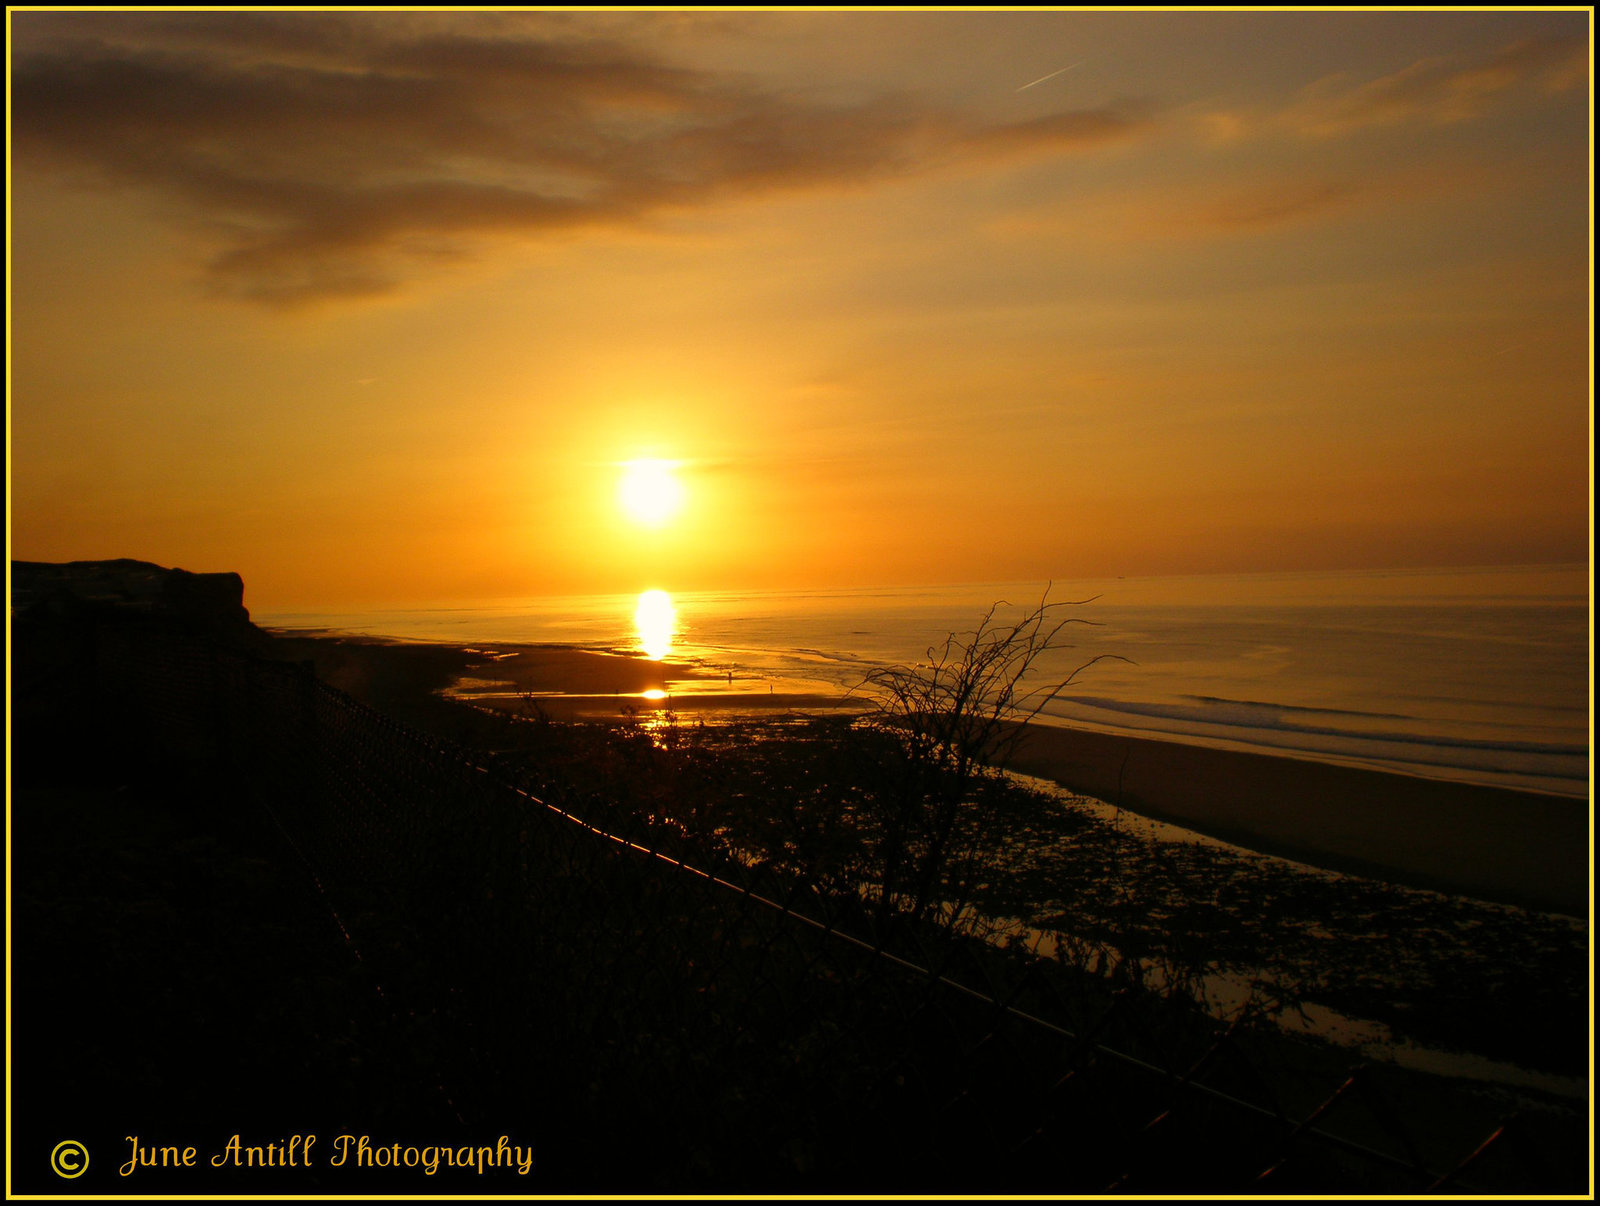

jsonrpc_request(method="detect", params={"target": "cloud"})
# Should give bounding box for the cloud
[1195,33,1588,146]
[1285,34,1587,138]
[12,14,1148,305]
[1196,180,1357,231]
[985,153,1511,247]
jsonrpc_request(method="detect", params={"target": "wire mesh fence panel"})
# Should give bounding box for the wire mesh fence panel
[65,628,1588,1193]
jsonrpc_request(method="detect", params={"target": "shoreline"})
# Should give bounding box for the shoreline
[268,632,1590,916]
[1002,722,1587,917]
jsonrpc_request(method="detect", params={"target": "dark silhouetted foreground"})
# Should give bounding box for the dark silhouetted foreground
[10,562,1588,1194]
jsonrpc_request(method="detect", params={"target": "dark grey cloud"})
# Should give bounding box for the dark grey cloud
[13,14,1148,304]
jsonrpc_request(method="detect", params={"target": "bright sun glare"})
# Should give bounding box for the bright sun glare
[635,589,676,661]
[619,459,685,527]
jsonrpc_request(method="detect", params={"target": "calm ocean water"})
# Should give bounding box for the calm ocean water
[258,564,1590,798]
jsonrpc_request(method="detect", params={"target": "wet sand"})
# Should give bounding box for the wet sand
[269,633,705,701]
[268,632,863,722]
[269,633,1590,916]
[1003,724,1588,916]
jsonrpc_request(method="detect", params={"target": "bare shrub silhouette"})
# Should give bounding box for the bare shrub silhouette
[856,588,1126,928]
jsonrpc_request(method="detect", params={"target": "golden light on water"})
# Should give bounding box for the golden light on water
[619,459,685,527]
[634,589,676,661]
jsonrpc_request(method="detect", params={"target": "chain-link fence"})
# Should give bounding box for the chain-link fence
[63,619,1588,1192]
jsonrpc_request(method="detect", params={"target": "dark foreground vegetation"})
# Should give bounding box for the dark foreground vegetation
[10,576,1590,1194]
[473,709,1586,1078]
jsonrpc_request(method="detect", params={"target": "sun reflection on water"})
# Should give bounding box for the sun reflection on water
[634,589,676,661]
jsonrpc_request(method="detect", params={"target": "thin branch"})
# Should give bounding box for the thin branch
[851,587,1128,926]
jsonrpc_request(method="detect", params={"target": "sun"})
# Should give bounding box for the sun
[618,459,686,527]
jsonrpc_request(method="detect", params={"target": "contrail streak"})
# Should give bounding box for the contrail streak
[1016,62,1083,92]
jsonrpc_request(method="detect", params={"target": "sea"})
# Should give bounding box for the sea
[257,563,1590,800]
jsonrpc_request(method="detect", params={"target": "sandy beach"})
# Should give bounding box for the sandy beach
[271,634,1589,916]
[270,633,862,720]
[1003,724,1587,916]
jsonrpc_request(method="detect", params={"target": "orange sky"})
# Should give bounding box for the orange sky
[8,11,1591,608]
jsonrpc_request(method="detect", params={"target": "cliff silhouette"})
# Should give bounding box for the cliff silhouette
[12,557,258,640]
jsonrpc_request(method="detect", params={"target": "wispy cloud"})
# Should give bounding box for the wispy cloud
[12,14,1148,305]
[1196,33,1587,146]
[985,155,1509,246]
[1196,180,1357,230]
[1285,34,1587,138]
